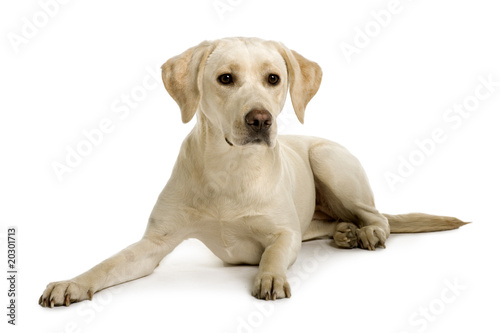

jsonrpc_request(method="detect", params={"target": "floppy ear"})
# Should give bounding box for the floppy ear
[161,41,215,123]
[278,45,322,124]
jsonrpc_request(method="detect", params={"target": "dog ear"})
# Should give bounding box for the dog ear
[161,41,215,123]
[278,45,322,124]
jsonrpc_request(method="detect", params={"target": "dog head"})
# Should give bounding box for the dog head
[162,37,322,148]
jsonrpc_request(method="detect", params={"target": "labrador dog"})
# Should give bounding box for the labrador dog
[40,37,468,307]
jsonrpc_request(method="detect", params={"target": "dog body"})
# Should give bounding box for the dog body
[156,134,315,265]
[40,37,467,307]
[151,131,359,266]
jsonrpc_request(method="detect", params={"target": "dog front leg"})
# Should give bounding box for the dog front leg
[39,232,182,307]
[252,231,301,300]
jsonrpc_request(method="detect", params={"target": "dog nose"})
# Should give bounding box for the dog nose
[245,109,272,132]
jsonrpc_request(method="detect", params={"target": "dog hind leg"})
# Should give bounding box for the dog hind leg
[309,141,389,250]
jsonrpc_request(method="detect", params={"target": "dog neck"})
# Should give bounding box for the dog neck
[182,112,282,192]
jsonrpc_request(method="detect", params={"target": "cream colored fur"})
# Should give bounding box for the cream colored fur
[40,37,467,307]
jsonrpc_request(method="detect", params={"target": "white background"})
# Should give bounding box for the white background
[1,0,499,332]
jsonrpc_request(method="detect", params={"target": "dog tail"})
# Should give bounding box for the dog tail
[384,213,470,233]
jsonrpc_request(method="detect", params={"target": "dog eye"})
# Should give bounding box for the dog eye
[218,74,233,85]
[268,74,280,85]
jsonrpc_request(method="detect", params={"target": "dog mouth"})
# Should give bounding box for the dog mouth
[243,136,271,146]
[225,135,272,147]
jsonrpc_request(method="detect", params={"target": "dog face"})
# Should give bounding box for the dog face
[200,38,287,147]
[162,37,322,148]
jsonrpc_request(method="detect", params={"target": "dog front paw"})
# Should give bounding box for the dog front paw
[39,280,94,308]
[252,273,291,300]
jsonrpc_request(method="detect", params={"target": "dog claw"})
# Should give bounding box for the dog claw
[285,286,291,298]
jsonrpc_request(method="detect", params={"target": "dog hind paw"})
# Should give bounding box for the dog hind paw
[356,225,387,251]
[333,222,359,249]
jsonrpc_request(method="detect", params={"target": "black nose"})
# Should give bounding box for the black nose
[245,109,272,132]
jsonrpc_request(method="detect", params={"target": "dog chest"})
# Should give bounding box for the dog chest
[193,215,269,265]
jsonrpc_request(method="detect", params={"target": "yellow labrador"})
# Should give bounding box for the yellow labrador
[40,37,468,307]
